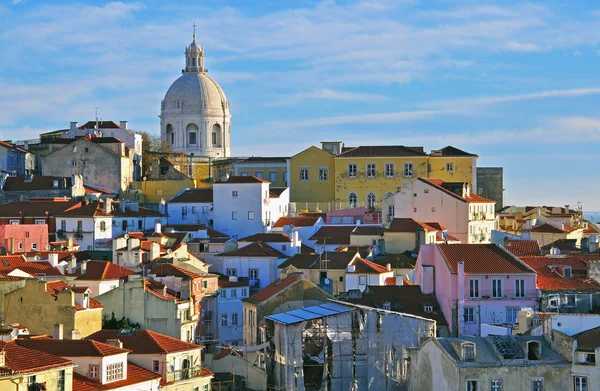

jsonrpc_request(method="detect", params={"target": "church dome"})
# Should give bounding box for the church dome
[162,72,230,116]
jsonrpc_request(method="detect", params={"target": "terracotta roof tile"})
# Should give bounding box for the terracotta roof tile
[239,233,291,243]
[424,222,447,231]
[388,218,437,233]
[430,146,477,157]
[150,263,202,279]
[519,255,600,292]
[278,252,358,270]
[220,176,269,184]
[273,216,321,228]
[217,242,287,258]
[352,226,384,236]
[86,329,201,354]
[506,240,542,257]
[349,257,391,274]
[574,326,600,352]
[0,199,79,217]
[0,255,63,277]
[525,222,572,233]
[436,244,535,274]
[168,188,213,203]
[74,260,135,280]
[336,145,426,158]
[309,225,356,244]
[246,274,303,303]
[540,239,578,252]
[419,178,495,204]
[72,363,162,391]
[16,339,130,357]
[0,340,73,375]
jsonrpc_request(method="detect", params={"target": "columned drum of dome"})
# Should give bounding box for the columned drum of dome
[160,32,231,158]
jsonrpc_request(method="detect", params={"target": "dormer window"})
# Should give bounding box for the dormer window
[563,266,572,278]
[424,305,433,313]
[462,342,475,361]
[383,302,391,311]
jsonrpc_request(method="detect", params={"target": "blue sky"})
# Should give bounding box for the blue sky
[1,0,600,209]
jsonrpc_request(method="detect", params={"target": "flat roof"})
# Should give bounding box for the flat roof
[265,302,353,325]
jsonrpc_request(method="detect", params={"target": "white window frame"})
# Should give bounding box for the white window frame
[468,279,479,298]
[89,365,99,378]
[318,167,328,181]
[34,219,45,225]
[366,163,376,178]
[359,275,367,285]
[106,362,124,382]
[446,162,454,172]
[152,360,160,372]
[232,191,238,198]
[491,380,502,391]
[384,163,395,178]
[466,379,478,391]
[532,378,544,391]
[515,279,525,298]
[249,268,259,280]
[202,206,208,214]
[348,163,358,178]
[573,375,588,391]
[492,279,503,298]
[248,211,254,220]
[31,243,37,250]
[403,162,413,178]
[9,220,19,225]
[506,307,519,324]
[226,269,237,277]
[300,167,309,181]
[464,307,475,323]
[348,192,358,208]
[221,314,228,326]
[232,211,238,220]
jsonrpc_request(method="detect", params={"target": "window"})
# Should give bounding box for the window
[221,314,228,326]
[431,207,436,212]
[226,269,237,277]
[574,376,588,391]
[122,220,127,231]
[182,206,189,220]
[202,280,208,289]
[8,220,19,225]
[106,362,124,382]
[466,380,478,391]
[31,243,37,250]
[204,384,209,391]
[232,313,238,326]
[248,211,254,220]
[269,171,277,182]
[232,211,238,220]
[366,163,376,178]
[232,190,238,198]
[58,370,65,391]
[388,205,395,222]
[349,192,358,208]
[241,288,247,297]
[89,365,99,378]
[202,206,208,214]
[564,266,572,278]
[153,360,160,372]
[383,302,391,311]
[339,276,344,282]
[348,163,357,178]
[188,131,197,145]
[463,343,475,361]
[231,289,237,298]
[359,275,367,285]
[249,269,259,280]
[403,163,413,178]
[584,353,596,364]
[300,167,309,181]
[18,243,23,250]
[492,279,502,298]
[506,307,518,324]
[424,305,433,313]
[191,206,197,214]
[515,279,525,298]
[384,163,395,178]
[138,220,142,229]
[464,307,475,323]
[491,380,502,391]
[446,162,454,172]
[240,171,249,176]
[28,375,36,386]
[254,171,264,179]
[220,290,226,299]
[366,192,376,209]
[565,294,576,307]
[35,219,45,225]
[318,167,328,181]
[532,378,544,391]
[469,279,479,298]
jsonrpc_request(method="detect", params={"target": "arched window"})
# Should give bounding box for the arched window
[166,124,174,144]
[186,123,198,145]
[367,192,377,209]
[348,192,358,208]
[212,124,221,146]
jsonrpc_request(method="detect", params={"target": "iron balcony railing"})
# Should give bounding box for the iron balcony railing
[166,365,205,383]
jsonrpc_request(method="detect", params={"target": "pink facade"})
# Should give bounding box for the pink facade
[326,206,382,224]
[415,244,538,336]
[0,224,49,253]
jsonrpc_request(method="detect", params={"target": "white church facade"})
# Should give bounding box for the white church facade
[160,32,231,158]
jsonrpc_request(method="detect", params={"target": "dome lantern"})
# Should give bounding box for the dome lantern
[184,23,205,74]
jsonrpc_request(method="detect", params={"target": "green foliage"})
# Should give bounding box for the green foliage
[102,312,141,330]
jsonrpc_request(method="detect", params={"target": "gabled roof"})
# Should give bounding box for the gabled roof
[219,176,269,184]
[79,120,120,129]
[540,239,578,252]
[217,242,287,258]
[418,178,495,204]
[238,233,292,243]
[519,255,600,292]
[86,329,201,354]
[430,146,477,157]
[74,261,135,280]
[0,340,73,374]
[351,226,384,236]
[2,176,73,191]
[424,222,447,231]
[72,363,162,391]
[0,199,79,217]
[525,222,573,234]
[236,156,288,164]
[348,257,390,274]
[44,280,104,309]
[309,225,356,244]
[278,252,358,270]
[245,273,304,303]
[388,218,437,233]
[336,145,426,158]
[168,188,213,203]
[16,339,130,357]
[0,255,63,277]
[165,224,228,238]
[573,326,600,352]
[436,244,535,274]
[506,240,542,257]
[273,216,321,228]
[150,263,202,279]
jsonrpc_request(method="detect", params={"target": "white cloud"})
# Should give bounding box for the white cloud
[267,89,390,106]
[504,42,544,53]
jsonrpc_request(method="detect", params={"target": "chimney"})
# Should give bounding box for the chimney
[9,238,14,254]
[68,255,77,275]
[158,199,166,215]
[70,122,78,131]
[106,339,123,349]
[292,231,299,253]
[120,200,126,213]
[457,261,465,330]
[347,264,356,273]
[0,350,5,367]
[66,236,73,249]
[149,242,160,262]
[155,222,162,234]
[53,323,64,340]
[104,198,112,214]
[48,253,59,267]
[81,260,87,275]
[119,121,128,130]
[386,263,392,271]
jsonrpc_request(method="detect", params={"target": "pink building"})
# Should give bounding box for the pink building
[0,223,49,253]
[415,243,537,336]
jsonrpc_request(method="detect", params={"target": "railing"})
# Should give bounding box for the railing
[464,290,537,301]
[73,229,84,240]
[166,366,205,383]
[289,201,381,214]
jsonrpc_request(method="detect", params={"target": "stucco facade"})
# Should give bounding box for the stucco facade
[289,146,335,203]
[0,366,74,391]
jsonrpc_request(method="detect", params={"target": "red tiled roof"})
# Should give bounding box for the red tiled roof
[506,240,542,257]
[336,145,426,158]
[437,244,535,274]
[0,340,73,374]
[419,178,495,204]
[246,273,303,303]
[424,222,447,231]
[144,280,179,301]
[16,339,130,357]
[0,199,80,217]
[72,363,162,391]
[74,260,135,280]
[222,176,269,184]
[168,188,213,203]
[388,218,437,233]
[86,329,201,354]
[348,257,391,274]
[519,256,600,292]
[573,326,600,352]
[0,255,63,277]
[525,222,572,233]
[239,233,291,243]
[273,216,321,228]
[309,225,356,244]
[83,184,115,195]
[150,263,202,279]
[217,242,287,258]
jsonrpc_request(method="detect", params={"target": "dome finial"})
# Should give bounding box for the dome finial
[192,22,197,41]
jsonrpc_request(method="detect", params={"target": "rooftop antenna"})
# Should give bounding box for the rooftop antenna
[192,22,197,41]
[94,107,100,130]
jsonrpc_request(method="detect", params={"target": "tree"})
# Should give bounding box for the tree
[102,312,141,330]
[138,131,172,176]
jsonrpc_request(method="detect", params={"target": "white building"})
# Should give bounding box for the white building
[271,215,324,244]
[216,276,250,347]
[212,176,289,239]
[160,32,231,158]
[167,188,213,226]
[55,201,113,251]
[71,260,136,297]
[238,232,301,257]
[110,200,167,237]
[394,177,497,243]
[345,258,395,292]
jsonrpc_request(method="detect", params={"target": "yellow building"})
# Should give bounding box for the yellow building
[125,178,196,204]
[289,143,477,211]
[4,279,103,339]
[232,157,289,188]
[289,145,335,204]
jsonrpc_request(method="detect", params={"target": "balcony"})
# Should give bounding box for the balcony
[166,366,207,383]
[465,290,537,301]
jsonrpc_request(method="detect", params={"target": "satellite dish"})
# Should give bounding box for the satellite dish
[167,249,172,254]
[46,245,51,250]
[34,255,40,261]
[66,160,71,165]
[123,233,129,240]
[324,278,330,285]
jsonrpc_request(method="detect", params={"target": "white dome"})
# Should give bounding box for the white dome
[162,73,230,117]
